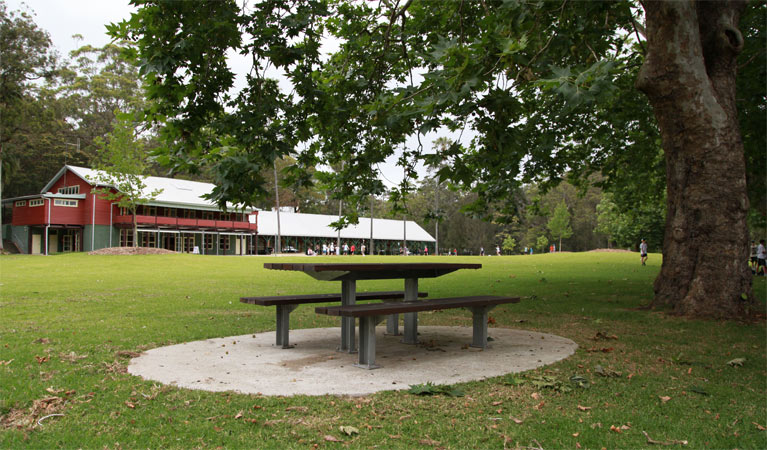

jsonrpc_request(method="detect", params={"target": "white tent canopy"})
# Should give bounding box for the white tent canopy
[253,211,435,242]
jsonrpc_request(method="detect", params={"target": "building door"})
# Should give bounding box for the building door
[235,236,242,255]
[182,234,195,253]
[31,234,41,255]
[48,233,58,254]
[61,230,80,252]
[163,234,176,251]
[62,233,73,252]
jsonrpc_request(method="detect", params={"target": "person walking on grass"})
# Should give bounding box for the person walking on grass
[640,239,649,266]
[757,239,766,276]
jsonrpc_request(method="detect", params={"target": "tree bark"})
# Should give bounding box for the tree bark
[637,1,755,318]
[132,209,138,248]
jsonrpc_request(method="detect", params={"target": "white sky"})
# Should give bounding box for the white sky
[9,0,469,188]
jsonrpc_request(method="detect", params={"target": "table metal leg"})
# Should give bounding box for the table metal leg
[385,313,400,336]
[470,306,495,348]
[340,280,357,353]
[402,278,419,344]
[275,304,297,349]
[356,315,383,369]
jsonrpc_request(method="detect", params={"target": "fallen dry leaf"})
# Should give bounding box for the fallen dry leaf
[492,401,503,406]
[534,401,545,410]
[339,426,359,436]
[753,422,767,431]
[572,432,580,437]
[234,411,243,419]
[531,392,541,401]
[577,405,591,412]
[593,331,618,340]
[285,406,309,412]
[510,416,524,424]
[35,356,49,364]
[124,401,135,409]
[659,396,671,403]
[642,430,688,445]
[419,438,441,446]
[610,425,622,433]
[323,435,341,442]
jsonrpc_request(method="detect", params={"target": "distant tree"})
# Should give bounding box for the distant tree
[502,235,516,255]
[55,41,149,167]
[87,114,162,247]
[547,201,573,251]
[595,196,625,249]
[536,235,549,253]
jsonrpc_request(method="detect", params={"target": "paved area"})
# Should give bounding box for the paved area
[128,326,577,396]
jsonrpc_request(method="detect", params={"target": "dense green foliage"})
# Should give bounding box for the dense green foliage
[0,1,152,200]
[0,0,60,196]
[0,253,764,448]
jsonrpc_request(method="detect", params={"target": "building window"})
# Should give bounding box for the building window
[29,199,44,207]
[164,208,176,217]
[183,209,196,219]
[141,232,156,248]
[182,234,195,252]
[142,206,156,216]
[119,207,130,216]
[219,235,230,250]
[204,234,214,250]
[120,229,134,247]
[54,199,78,207]
[14,200,26,207]
[202,211,215,220]
[58,186,80,195]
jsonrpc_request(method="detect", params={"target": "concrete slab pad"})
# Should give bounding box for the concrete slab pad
[128,326,577,397]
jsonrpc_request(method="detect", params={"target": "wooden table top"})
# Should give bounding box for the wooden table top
[263,262,482,281]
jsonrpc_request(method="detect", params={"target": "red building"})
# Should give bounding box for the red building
[2,166,258,255]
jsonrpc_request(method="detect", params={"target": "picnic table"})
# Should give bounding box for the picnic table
[263,262,482,352]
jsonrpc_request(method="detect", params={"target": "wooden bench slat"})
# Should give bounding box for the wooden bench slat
[316,295,520,317]
[240,290,427,306]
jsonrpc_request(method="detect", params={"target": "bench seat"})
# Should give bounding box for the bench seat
[316,295,520,369]
[240,291,427,348]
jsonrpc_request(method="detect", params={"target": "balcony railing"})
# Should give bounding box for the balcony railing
[114,214,256,231]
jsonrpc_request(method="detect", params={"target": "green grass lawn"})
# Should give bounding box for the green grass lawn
[1,252,765,449]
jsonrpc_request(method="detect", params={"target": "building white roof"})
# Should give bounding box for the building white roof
[254,210,435,242]
[46,165,254,212]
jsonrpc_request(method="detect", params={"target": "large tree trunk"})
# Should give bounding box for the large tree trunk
[637,1,755,318]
